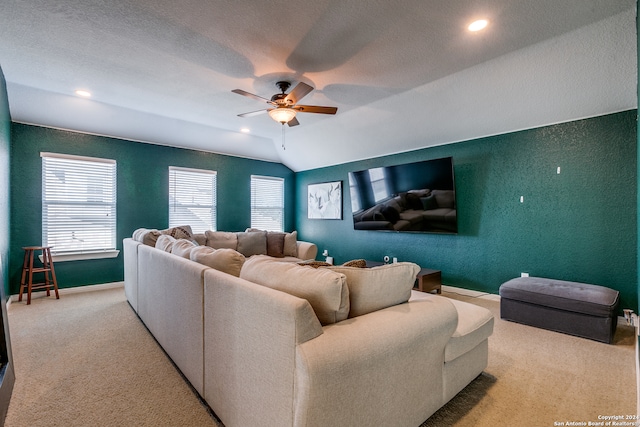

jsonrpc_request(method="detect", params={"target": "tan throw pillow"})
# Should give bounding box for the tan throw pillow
[236,231,267,257]
[266,232,286,258]
[190,246,245,277]
[328,262,420,318]
[171,239,197,259]
[132,228,161,247]
[192,233,206,246]
[205,231,238,250]
[155,234,177,252]
[161,225,194,240]
[283,231,298,257]
[342,259,367,268]
[241,255,349,325]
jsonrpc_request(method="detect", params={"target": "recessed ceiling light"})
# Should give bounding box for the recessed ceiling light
[240,127,250,133]
[74,89,92,97]
[468,19,488,32]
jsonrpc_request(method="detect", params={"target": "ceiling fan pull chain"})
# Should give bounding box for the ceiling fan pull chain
[281,124,286,150]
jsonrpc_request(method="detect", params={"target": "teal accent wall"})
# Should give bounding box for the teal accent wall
[9,124,295,294]
[0,68,10,300]
[297,110,638,312]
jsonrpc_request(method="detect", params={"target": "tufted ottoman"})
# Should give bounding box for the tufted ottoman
[499,277,620,343]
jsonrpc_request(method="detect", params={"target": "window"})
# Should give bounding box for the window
[251,175,284,232]
[369,167,389,202]
[169,166,217,234]
[348,173,361,212]
[41,152,117,260]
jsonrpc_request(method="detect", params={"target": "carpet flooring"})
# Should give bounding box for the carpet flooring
[4,285,636,426]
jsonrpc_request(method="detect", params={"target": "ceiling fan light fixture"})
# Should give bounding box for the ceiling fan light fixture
[268,107,297,124]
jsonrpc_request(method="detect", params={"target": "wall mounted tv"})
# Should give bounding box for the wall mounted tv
[348,157,457,234]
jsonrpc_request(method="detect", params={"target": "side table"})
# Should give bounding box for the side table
[415,268,442,294]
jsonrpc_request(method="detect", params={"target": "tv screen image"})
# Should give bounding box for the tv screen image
[348,157,457,234]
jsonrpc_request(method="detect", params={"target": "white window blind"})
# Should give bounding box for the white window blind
[251,175,284,232]
[169,166,217,234]
[41,153,117,255]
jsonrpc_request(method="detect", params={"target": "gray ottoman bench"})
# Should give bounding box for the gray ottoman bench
[499,277,620,343]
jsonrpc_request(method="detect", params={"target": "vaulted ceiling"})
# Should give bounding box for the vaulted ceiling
[0,0,636,171]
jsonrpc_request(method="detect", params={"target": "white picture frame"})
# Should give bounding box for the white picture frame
[308,181,342,219]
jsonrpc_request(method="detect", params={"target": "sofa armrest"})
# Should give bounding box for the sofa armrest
[296,241,317,260]
[294,297,458,426]
[203,270,323,427]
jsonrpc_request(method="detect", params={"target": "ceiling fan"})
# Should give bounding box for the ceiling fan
[232,81,337,127]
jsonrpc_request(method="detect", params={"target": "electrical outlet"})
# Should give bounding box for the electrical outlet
[521,272,529,277]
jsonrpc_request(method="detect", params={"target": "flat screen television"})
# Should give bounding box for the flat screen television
[348,157,457,234]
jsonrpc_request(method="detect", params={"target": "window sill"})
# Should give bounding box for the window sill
[39,250,120,263]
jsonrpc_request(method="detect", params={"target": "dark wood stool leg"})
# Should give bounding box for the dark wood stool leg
[44,248,59,300]
[18,249,29,302]
[27,249,35,305]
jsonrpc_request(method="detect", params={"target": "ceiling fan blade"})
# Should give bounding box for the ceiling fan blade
[232,89,274,104]
[237,109,269,118]
[293,105,338,115]
[287,116,300,127]
[284,82,313,105]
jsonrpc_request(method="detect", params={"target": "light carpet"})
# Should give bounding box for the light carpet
[4,286,636,427]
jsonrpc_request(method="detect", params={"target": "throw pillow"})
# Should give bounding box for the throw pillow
[266,232,286,258]
[190,246,245,277]
[420,195,439,210]
[236,231,268,257]
[432,190,455,209]
[328,262,420,318]
[405,192,423,210]
[298,260,332,268]
[171,239,197,259]
[205,230,238,250]
[241,255,349,325]
[380,205,400,224]
[161,225,194,240]
[132,228,161,247]
[283,231,298,257]
[342,259,367,268]
[155,234,177,252]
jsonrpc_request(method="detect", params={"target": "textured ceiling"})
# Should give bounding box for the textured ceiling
[0,0,636,171]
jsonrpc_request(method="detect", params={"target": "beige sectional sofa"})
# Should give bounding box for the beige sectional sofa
[123,227,493,427]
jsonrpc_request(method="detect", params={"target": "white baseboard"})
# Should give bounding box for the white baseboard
[442,285,501,301]
[8,281,124,305]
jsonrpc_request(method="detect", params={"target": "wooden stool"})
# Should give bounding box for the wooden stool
[19,246,60,305]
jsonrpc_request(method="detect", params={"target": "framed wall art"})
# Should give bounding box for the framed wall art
[307,181,342,219]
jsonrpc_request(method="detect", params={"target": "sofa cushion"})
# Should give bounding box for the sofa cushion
[266,232,286,258]
[237,231,268,257]
[328,262,420,318]
[171,239,197,259]
[205,231,238,250]
[241,255,349,325]
[156,234,177,252]
[190,246,245,277]
[132,228,161,247]
[161,225,194,240]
